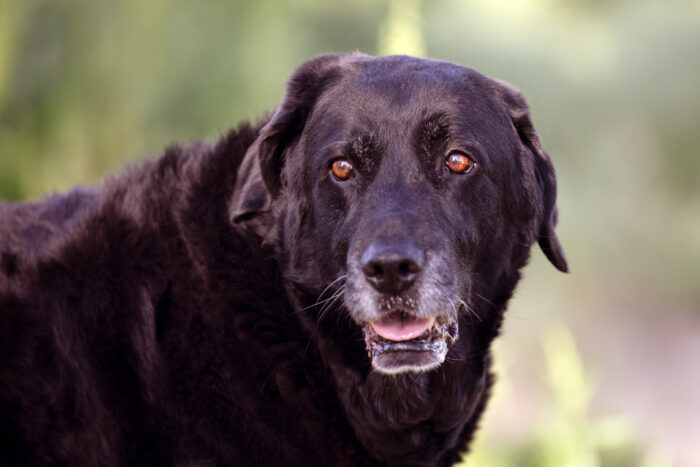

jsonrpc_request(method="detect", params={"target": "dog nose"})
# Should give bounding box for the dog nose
[361,240,424,293]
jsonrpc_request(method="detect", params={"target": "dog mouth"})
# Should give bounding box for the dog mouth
[362,311,459,374]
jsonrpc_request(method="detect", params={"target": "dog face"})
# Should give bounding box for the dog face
[236,53,567,374]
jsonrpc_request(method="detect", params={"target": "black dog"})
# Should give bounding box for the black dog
[0,53,568,466]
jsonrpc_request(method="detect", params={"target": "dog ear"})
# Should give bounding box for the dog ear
[230,141,271,223]
[494,80,569,273]
[258,53,348,198]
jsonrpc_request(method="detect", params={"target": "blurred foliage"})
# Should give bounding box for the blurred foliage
[379,0,425,57]
[464,326,672,467]
[1,0,698,465]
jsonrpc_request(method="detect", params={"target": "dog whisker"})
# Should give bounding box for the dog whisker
[299,293,338,312]
[447,297,458,316]
[317,275,347,300]
[472,292,496,308]
[456,298,481,322]
[317,285,346,322]
[301,285,347,360]
[298,275,347,312]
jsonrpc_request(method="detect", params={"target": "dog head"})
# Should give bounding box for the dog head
[233,53,568,374]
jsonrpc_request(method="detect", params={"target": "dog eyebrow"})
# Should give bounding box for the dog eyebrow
[348,133,375,155]
[421,112,450,139]
[346,132,382,174]
[415,112,451,156]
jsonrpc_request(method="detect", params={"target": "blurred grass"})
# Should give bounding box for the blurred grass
[1,0,698,465]
[464,326,672,467]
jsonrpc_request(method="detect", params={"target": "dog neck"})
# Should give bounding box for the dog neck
[314,326,490,464]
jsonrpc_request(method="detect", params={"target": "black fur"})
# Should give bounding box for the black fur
[0,54,567,466]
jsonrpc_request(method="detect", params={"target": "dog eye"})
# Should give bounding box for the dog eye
[331,159,354,181]
[445,151,475,174]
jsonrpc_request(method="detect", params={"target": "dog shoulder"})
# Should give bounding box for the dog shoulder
[0,122,266,464]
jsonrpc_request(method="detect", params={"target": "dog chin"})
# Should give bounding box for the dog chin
[362,314,459,374]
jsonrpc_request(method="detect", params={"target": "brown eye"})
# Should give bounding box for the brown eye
[331,159,354,181]
[446,152,475,174]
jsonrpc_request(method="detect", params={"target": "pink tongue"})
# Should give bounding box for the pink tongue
[371,316,432,342]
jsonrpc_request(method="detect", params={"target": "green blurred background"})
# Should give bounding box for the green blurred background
[1,0,698,465]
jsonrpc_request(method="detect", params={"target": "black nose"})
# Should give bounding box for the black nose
[361,239,424,293]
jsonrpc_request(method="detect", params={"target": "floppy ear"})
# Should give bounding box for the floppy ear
[230,139,271,223]
[494,80,569,273]
[258,53,348,198]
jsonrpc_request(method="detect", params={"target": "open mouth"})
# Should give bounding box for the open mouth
[362,311,459,374]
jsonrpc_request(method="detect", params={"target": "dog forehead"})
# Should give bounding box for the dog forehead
[310,56,501,134]
[349,55,475,92]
